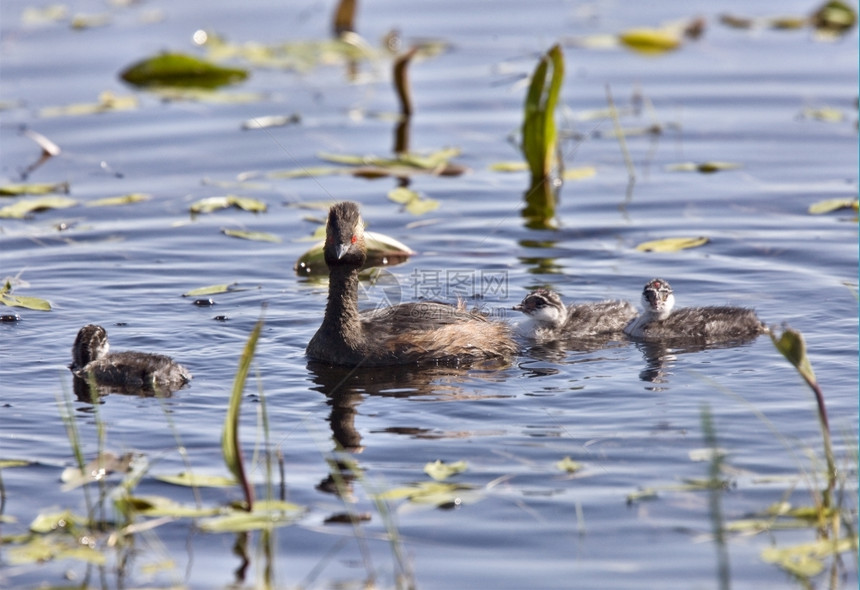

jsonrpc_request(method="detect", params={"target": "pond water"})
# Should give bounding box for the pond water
[1,0,857,588]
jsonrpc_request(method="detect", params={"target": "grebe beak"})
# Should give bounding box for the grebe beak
[335,243,350,259]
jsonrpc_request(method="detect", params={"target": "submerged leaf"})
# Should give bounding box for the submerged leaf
[0,182,69,196]
[0,196,77,218]
[424,460,468,481]
[121,53,249,89]
[618,28,682,54]
[807,197,858,214]
[87,193,151,207]
[635,236,709,252]
[155,472,236,488]
[221,228,281,242]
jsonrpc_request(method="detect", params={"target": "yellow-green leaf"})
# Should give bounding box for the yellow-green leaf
[404,197,440,215]
[761,536,858,578]
[424,459,468,481]
[197,501,303,533]
[295,230,414,275]
[555,456,584,473]
[665,161,742,173]
[39,92,138,117]
[0,459,30,469]
[182,283,239,297]
[376,481,475,506]
[811,0,857,36]
[770,328,816,384]
[190,195,267,214]
[120,52,249,89]
[116,495,221,518]
[489,161,528,172]
[563,166,597,181]
[0,182,69,196]
[150,88,264,103]
[6,535,107,566]
[801,106,845,122]
[0,196,77,218]
[221,228,280,242]
[635,236,709,252]
[618,28,681,54]
[29,510,85,534]
[388,187,418,204]
[87,193,151,207]
[808,197,858,214]
[0,293,52,311]
[154,472,236,488]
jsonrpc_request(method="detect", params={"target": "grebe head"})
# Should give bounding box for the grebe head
[71,324,109,370]
[641,278,675,320]
[324,201,366,268]
[513,288,566,327]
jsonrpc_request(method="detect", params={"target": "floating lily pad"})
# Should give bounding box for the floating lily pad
[0,196,77,218]
[190,195,267,215]
[0,182,69,196]
[197,500,304,533]
[182,283,240,297]
[563,166,597,181]
[376,481,476,507]
[6,533,107,566]
[387,187,440,215]
[295,230,414,276]
[807,197,858,214]
[116,495,221,518]
[635,236,710,252]
[155,472,236,488]
[618,28,682,54]
[761,536,858,578]
[555,456,584,473]
[221,228,280,242]
[424,459,468,481]
[39,91,138,117]
[86,193,151,207]
[489,161,529,172]
[0,280,52,311]
[120,52,249,89]
[665,161,742,173]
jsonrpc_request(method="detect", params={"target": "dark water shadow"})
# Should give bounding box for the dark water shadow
[72,375,185,404]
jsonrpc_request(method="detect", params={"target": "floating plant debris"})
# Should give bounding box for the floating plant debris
[120,52,249,89]
[635,236,710,252]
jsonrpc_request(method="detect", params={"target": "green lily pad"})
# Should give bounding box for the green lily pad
[182,283,241,297]
[808,197,858,214]
[221,228,281,242]
[555,456,584,473]
[376,481,477,507]
[635,236,709,252]
[0,182,69,196]
[295,230,414,276]
[618,28,682,54]
[424,459,468,481]
[665,161,742,173]
[0,196,77,218]
[197,501,304,533]
[87,193,151,207]
[0,281,52,311]
[155,472,236,488]
[39,92,138,117]
[120,52,249,89]
[190,195,267,214]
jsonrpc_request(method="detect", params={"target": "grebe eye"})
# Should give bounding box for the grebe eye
[350,235,357,244]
